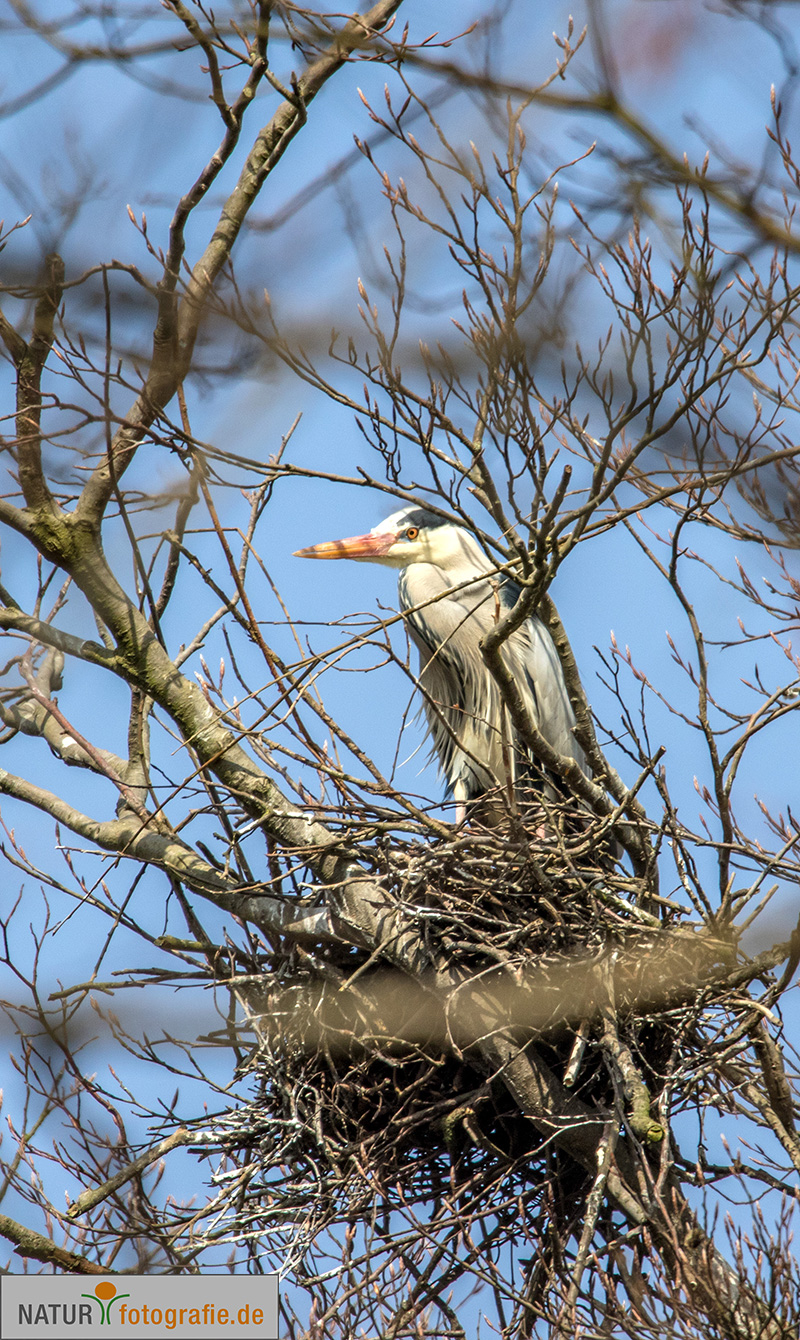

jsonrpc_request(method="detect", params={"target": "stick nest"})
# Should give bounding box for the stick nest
[192,827,734,1255]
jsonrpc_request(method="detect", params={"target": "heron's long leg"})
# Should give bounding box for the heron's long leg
[453,778,469,827]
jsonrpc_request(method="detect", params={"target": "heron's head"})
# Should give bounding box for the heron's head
[294,506,481,570]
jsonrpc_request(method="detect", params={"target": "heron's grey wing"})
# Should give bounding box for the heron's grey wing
[502,618,585,769]
[399,565,585,795]
[495,577,584,768]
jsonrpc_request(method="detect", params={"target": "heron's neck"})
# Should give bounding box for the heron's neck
[398,546,495,613]
[425,528,494,580]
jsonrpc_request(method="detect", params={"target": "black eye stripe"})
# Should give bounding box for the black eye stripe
[395,507,445,531]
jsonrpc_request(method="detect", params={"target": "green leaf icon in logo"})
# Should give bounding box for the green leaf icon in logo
[81,1282,131,1325]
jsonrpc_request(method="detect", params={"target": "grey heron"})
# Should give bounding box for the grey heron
[294,505,586,824]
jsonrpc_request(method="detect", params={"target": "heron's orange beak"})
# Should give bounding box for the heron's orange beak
[293,531,396,560]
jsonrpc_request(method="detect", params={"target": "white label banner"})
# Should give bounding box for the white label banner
[0,1275,279,1339]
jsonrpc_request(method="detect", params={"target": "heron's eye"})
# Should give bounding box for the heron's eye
[405,526,419,541]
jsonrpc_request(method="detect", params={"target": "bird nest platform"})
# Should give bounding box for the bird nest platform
[194,825,738,1255]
